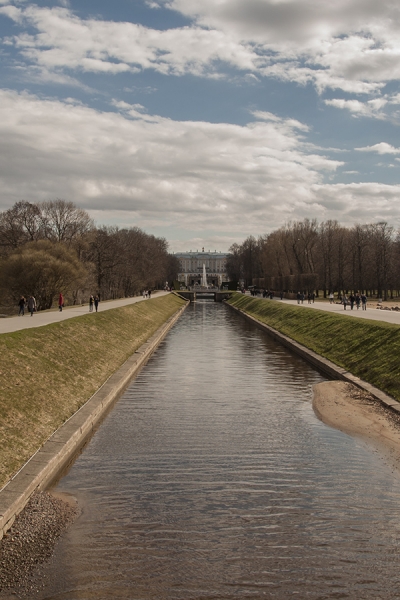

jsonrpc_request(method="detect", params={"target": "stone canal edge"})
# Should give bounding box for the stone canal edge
[226,302,400,413]
[0,301,189,540]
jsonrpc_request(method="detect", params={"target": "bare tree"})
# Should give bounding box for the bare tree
[0,201,43,255]
[287,219,319,275]
[86,226,172,299]
[40,199,94,245]
[226,243,243,284]
[368,222,394,300]
[87,226,124,297]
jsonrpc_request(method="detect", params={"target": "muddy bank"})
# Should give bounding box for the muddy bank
[313,381,400,471]
[0,491,78,598]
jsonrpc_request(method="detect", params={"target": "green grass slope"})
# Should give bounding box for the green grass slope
[0,294,186,488]
[227,294,400,403]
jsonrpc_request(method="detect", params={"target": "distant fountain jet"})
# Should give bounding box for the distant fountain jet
[201,263,207,288]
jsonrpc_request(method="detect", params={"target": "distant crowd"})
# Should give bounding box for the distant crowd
[16,289,157,317]
[238,287,369,311]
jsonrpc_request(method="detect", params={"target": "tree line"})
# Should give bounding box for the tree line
[227,219,400,300]
[0,200,179,311]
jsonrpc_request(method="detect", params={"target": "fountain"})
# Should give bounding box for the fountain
[201,263,207,288]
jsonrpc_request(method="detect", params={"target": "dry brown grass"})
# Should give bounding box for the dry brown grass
[0,294,185,488]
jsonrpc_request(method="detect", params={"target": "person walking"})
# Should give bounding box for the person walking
[18,296,26,316]
[89,295,94,312]
[361,294,367,310]
[58,292,64,312]
[329,292,334,304]
[94,295,99,312]
[343,294,348,310]
[355,293,361,310]
[148,289,152,299]
[349,293,355,310]
[27,295,36,316]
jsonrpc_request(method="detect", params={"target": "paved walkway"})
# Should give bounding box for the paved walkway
[3,291,399,334]
[0,292,169,335]
[278,297,400,326]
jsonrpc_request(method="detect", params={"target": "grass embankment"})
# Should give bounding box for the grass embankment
[0,294,186,488]
[227,294,400,402]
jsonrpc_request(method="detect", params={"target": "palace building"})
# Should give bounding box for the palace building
[175,249,229,288]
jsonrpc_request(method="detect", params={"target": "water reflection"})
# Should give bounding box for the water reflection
[37,301,400,598]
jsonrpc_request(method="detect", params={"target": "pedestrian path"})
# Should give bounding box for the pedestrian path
[279,297,400,326]
[0,292,169,335]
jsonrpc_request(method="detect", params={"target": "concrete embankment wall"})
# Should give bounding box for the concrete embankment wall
[0,301,188,540]
[226,301,400,416]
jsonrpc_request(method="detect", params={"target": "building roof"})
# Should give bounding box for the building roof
[175,251,228,259]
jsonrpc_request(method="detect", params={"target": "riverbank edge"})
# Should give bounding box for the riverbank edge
[0,299,189,540]
[226,301,400,412]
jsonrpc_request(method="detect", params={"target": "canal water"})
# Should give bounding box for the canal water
[37,301,400,598]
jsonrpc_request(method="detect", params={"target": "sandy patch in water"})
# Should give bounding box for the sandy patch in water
[313,381,400,472]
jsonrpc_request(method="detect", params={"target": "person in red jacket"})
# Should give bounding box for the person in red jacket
[58,292,64,312]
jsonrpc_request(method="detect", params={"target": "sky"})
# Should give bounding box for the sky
[1,1,400,252]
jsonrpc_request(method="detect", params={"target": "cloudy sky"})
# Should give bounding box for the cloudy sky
[1,0,400,251]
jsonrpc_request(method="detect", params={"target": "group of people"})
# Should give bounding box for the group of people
[248,288,274,299]
[19,293,62,315]
[18,292,100,316]
[341,292,367,311]
[297,291,315,304]
[262,289,275,299]
[142,290,152,299]
[89,295,100,312]
[18,295,37,316]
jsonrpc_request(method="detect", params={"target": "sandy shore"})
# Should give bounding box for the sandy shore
[0,490,78,597]
[313,381,400,471]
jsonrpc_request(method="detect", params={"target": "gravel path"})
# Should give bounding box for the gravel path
[0,491,78,597]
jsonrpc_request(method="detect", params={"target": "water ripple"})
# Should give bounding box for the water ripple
[37,301,400,599]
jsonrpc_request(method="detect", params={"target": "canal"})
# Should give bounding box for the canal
[36,301,400,598]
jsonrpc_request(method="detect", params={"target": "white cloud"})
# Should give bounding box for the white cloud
[0,90,348,243]
[355,142,400,155]
[313,182,400,223]
[0,4,21,20]
[166,0,400,52]
[163,0,400,98]
[251,110,309,132]
[1,0,400,101]
[388,93,400,105]
[324,98,388,119]
[2,89,400,245]
[4,4,261,78]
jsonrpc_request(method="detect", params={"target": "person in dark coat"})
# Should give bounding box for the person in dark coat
[18,296,26,316]
[58,292,64,311]
[361,294,367,310]
[94,295,99,312]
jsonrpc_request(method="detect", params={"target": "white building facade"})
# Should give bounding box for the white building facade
[176,250,229,288]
